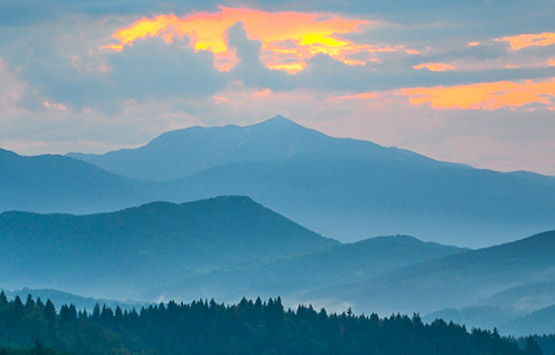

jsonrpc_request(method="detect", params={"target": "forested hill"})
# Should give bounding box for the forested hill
[0,293,545,355]
[0,196,337,299]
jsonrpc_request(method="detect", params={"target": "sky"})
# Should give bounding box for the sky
[1,0,554,175]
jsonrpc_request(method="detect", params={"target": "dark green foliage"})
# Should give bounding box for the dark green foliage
[0,340,63,354]
[0,293,541,355]
[520,334,555,355]
[4,288,149,313]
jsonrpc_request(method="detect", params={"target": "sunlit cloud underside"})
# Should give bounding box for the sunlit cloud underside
[497,32,555,50]
[101,7,411,73]
[400,78,555,110]
[1,3,554,173]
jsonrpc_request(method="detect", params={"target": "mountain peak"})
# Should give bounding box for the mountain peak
[253,115,304,129]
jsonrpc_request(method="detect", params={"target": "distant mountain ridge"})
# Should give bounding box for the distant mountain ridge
[149,234,467,302]
[423,303,555,336]
[158,153,555,246]
[64,116,554,247]
[2,116,554,246]
[68,115,447,181]
[0,196,337,299]
[0,148,155,214]
[305,230,555,315]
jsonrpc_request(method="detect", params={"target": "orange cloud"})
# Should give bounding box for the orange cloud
[497,32,555,50]
[468,41,480,47]
[331,92,377,100]
[412,62,455,72]
[400,78,555,110]
[101,7,406,73]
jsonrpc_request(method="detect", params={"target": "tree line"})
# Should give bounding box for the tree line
[0,292,547,354]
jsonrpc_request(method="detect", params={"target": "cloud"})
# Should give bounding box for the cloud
[412,63,455,72]
[107,36,228,101]
[399,78,555,110]
[0,58,24,110]
[1,1,554,175]
[185,87,555,174]
[100,7,381,73]
[497,32,555,50]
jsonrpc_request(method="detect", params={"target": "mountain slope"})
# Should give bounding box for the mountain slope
[0,196,337,299]
[482,281,555,310]
[6,116,555,246]
[161,155,555,246]
[67,116,555,247]
[0,148,156,213]
[68,115,442,181]
[305,230,555,315]
[149,235,467,301]
[501,305,555,335]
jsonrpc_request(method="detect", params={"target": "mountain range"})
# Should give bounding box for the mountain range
[2,116,553,247]
[305,230,555,315]
[0,196,336,299]
[67,116,447,181]
[0,148,153,213]
[0,193,553,335]
[149,235,466,302]
[1,115,554,336]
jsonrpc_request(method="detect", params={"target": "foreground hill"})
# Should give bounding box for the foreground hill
[0,148,155,214]
[67,116,555,247]
[305,230,555,315]
[0,196,337,299]
[152,235,466,301]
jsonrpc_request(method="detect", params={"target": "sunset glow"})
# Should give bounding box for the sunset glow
[3,0,555,176]
[400,78,555,110]
[331,92,377,100]
[497,32,555,50]
[101,7,387,72]
[412,63,455,72]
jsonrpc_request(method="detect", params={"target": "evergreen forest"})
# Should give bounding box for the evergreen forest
[0,292,551,355]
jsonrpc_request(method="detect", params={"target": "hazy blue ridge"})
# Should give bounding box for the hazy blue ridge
[64,116,555,247]
[0,148,157,214]
[304,230,555,315]
[0,195,337,299]
[148,234,467,302]
[2,116,554,247]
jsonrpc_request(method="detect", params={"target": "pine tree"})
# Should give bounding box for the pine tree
[524,336,543,355]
